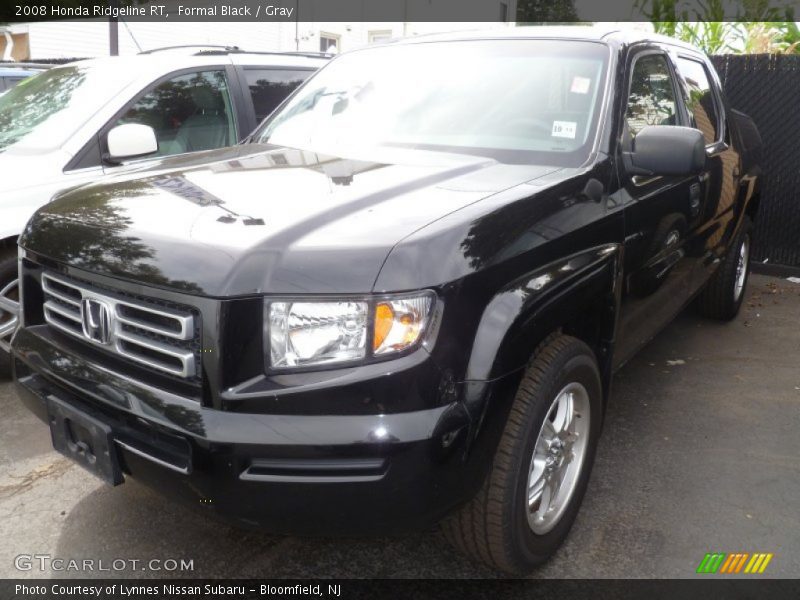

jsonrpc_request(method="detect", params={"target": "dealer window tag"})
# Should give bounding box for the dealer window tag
[552,121,577,139]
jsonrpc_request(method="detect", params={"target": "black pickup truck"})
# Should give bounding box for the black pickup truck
[12,27,761,574]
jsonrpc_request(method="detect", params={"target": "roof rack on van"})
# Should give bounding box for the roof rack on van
[0,61,53,69]
[231,50,334,58]
[138,45,241,55]
[197,49,333,59]
[139,46,332,59]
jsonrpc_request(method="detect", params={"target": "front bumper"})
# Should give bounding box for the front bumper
[13,326,481,534]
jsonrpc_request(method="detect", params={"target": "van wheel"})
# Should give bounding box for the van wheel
[0,249,19,380]
[696,217,752,321]
[441,335,602,574]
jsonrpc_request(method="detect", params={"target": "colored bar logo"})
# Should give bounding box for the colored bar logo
[697,552,774,574]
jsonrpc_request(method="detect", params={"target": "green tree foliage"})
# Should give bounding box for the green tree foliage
[640,0,799,54]
[517,0,580,23]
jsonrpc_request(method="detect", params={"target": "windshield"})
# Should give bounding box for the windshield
[254,39,610,165]
[0,64,133,153]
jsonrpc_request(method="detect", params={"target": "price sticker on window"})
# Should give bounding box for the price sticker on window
[570,76,592,94]
[552,121,577,139]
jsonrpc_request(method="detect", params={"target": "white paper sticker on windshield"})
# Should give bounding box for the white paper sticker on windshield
[552,121,577,139]
[570,76,592,94]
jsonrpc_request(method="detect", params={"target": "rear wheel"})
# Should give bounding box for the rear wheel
[696,217,752,321]
[0,248,19,379]
[441,335,603,574]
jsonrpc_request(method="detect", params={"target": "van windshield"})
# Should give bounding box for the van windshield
[0,64,132,153]
[254,39,610,166]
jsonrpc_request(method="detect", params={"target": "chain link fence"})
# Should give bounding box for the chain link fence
[712,54,800,271]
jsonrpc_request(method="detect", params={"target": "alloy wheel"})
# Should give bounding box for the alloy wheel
[526,381,591,534]
[0,277,20,351]
[734,235,750,302]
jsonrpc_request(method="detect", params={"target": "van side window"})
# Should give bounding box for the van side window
[625,54,679,137]
[676,57,720,145]
[244,69,313,123]
[113,70,236,157]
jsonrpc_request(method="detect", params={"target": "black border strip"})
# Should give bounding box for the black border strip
[3,579,800,600]
[0,0,798,23]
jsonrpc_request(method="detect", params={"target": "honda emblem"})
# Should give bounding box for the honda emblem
[80,298,112,345]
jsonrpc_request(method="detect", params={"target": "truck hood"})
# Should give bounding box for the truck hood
[21,144,560,296]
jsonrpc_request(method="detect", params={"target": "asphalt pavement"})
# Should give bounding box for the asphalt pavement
[1,274,799,579]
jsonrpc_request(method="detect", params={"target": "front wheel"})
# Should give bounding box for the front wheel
[441,335,603,574]
[696,217,752,321]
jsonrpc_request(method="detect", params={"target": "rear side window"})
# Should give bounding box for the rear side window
[625,54,679,137]
[244,69,313,122]
[676,57,720,145]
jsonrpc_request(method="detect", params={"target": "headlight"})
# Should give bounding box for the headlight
[267,292,434,370]
[269,301,368,368]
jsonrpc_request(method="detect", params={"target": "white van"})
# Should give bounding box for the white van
[0,47,328,374]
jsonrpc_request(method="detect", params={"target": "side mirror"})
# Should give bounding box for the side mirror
[625,126,705,177]
[106,123,158,163]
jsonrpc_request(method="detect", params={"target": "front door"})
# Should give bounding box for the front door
[614,49,702,367]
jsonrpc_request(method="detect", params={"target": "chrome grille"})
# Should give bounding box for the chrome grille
[41,272,198,378]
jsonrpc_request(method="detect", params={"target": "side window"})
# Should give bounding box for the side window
[676,57,720,145]
[112,70,236,158]
[625,54,679,138]
[368,30,392,44]
[244,69,313,123]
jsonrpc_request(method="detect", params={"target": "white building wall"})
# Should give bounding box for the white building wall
[26,19,514,60]
[26,21,294,58]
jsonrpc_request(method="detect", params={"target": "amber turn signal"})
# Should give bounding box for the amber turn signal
[373,302,394,351]
[372,295,433,355]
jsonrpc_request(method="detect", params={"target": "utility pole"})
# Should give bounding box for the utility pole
[294,0,300,51]
[109,0,119,55]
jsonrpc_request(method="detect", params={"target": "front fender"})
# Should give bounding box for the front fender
[450,243,623,488]
[465,243,622,384]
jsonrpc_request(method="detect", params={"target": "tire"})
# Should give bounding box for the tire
[0,248,19,380]
[441,335,603,574]
[696,217,752,321]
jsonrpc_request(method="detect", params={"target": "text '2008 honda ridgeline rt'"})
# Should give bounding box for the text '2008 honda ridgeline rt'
[13,27,761,574]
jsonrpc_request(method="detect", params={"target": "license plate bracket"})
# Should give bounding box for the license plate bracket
[47,395,124,486]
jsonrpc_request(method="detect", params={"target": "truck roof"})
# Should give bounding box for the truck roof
[388,25,703,54]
